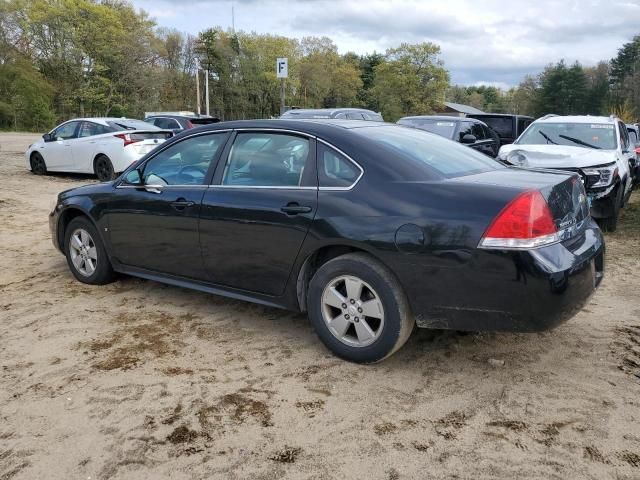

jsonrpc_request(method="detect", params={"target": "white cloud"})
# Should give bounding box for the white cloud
[130,0,640,86]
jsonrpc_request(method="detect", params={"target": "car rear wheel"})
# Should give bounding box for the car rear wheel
[94,155,116,182]
[30,152,47,175]
[307,253,414,363]
[64,217,115,285]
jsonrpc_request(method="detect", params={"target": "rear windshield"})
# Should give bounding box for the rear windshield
[190,118,220,125]
[357,125,504,179]
[397,118,456,139]
[517,123,617,150]
[280,111,331,119]
[107,119,160,131]
[476,116,514,138]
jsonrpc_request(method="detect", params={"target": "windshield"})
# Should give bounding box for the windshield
[357,125,503,179]
[397,119,456,139]
[517,122,617,150]
[107,119,160,131]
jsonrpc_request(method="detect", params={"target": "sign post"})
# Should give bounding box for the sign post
[277,57,288,115]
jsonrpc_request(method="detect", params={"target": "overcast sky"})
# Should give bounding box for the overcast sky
[130,0,640,88]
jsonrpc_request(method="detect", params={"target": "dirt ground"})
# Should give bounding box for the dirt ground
[1,132,639,480]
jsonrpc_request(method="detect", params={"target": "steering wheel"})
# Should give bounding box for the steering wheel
[179,165,207,178]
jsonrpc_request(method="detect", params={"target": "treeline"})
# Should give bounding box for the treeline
[0,0,638,131]
[447,42,640,123]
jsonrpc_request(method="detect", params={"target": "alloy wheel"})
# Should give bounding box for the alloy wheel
[31,155,46,174]
[321,275,385,347]
[69,228,98,277]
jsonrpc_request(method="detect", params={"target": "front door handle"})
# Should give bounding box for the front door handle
[281,203,312,215]
[170,199,195,210]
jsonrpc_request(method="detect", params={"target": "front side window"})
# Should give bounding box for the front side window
[318,144,361,188]
[618,122,630,151]
[222,132,310,187]
[471,123,487,140]
[142,133,228,186]
[54,122,80,140]
[628,129,639,145]
[458,122,473,142]
[517,122,618,150]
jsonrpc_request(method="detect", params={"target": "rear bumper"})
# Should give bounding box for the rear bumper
[404,221,604,332]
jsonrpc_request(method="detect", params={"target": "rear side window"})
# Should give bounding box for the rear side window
[479,117,514,138]
[357,126,504,179]
[222,132,310,187]
[346,112,366,120]
[318,143,361,188]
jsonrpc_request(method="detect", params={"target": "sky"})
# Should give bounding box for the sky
[130,0,640,88]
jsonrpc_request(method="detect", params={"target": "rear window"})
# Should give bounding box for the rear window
[107,119,160,131]
[517,123,617,150]
[190,117,220,125]
[397,118,456,139]
[477,116,514,138]
[357,126,504,179]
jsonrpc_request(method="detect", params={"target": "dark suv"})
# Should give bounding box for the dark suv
[468,114,534,145]
[280,108,384,122]
[144,114,220,134]
[397,116,501,157]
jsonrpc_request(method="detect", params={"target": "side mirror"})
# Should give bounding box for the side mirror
[122,168,143,185]
[42,133,53,142]
[461,134,477,144]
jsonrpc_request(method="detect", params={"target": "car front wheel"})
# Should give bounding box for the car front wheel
[30,152,47,175]
[307,253,414,363]
[64,217,115,285]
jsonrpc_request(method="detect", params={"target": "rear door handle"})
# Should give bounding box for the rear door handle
[170,199,195,210]
[281,203,312,215]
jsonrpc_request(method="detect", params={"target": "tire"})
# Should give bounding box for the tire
[597,185,623,232]
[94,155,116,182]
[307,253,414,363]
[30,152,47,175]
[64,217,115,285]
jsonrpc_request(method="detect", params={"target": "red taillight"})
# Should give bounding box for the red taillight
[635,146,640,154]
[479,191,559,249]
[115,133,142,147]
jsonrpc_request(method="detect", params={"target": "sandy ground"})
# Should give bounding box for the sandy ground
[0,132,639,480]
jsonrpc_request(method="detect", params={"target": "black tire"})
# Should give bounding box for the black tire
[307,253,414,363]
[30,152,47,175]
[597,185,623,232]
[64,216,116,285]
[94,155,116,182]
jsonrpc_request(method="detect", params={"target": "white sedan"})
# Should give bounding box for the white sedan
[25,118,173,181]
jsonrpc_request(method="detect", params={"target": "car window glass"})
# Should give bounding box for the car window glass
[517,118,532,134]
[619,122,630,150]
[471,123,486,140]
[346,112,366,120]
[458,122,473,141]
[318,144,361,188]
[142,133,227,186]
[54,122,79,140]
[628,129,639,145]
[78,122,101,138]
[518,123,618,150]
[222,132,309,187]
[334,112,348,119]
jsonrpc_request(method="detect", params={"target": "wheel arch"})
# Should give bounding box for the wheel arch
[92,153,110,174]
[56,206,103,253]
[295,243,394,312]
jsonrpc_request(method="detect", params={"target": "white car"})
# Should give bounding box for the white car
[498,115,635,231]
[26,118,173,181]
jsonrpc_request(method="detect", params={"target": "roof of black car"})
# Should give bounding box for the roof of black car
[399,115,483,123]
[468,113,534,119]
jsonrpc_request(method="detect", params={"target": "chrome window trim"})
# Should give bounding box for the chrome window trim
[116,184,210,190]
[316,138,364,191]
[232,127,317,139]
[209,185,317,190]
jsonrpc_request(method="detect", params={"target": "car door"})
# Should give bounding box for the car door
[106,131,231,280]
[43,121,80,170]
[199,130,318,296]
[72,122,102,172]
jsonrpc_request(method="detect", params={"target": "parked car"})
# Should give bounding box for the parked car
[49,120,604,363]
[498,115,634,231]
[468,113,534,145]
[26,118,173,182]
[397,115,501,157]
[280,108,383,121]
[144,113,220,134]
[626,124,640,188]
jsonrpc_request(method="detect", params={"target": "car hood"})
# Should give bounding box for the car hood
[499,144,617,168]
[59,181,114,199]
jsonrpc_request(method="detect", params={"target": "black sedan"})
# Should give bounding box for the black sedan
[49,120,604,363]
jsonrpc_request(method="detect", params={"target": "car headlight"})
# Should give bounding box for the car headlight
[49,194,60,213]
[506,151,528,167]
[582,163,617,188]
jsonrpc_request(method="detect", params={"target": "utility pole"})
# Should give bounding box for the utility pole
[195,68,201,115]
[205,69,210,116]
[280,78,285,116]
